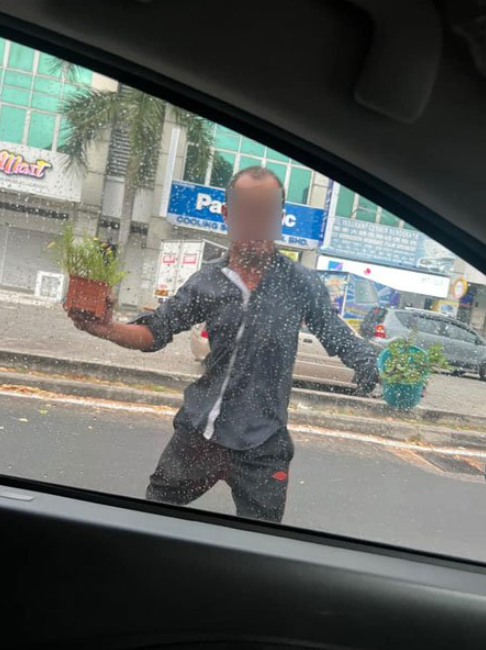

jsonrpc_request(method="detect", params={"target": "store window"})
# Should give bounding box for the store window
[355,196,377,222]
[379,208,401,227]
[334,184,411,230]
[8,42,34,71]
[0,39,93,151]
[183,124,313,205]
[288,167,311,205]
[336,186,355,217]
[210,151,235,188]
[0,105,24,143]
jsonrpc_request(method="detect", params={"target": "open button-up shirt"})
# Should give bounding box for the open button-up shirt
[134,252,378,450]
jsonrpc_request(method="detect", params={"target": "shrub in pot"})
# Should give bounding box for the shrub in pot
[378,337,449,409]
[50,225,127,319]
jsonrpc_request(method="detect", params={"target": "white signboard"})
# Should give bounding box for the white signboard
[0,142,82,202]
[317,255,450,298]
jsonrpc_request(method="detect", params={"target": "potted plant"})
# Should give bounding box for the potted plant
[49,225,127,319]
[378,337,449,409]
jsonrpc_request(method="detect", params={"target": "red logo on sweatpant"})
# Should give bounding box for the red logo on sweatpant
[272,471,288,481]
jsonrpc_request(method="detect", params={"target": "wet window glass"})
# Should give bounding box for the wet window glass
[443,322,477,343]
[2,37,486,565]
[395,311,413,328]
[414,316,444,335]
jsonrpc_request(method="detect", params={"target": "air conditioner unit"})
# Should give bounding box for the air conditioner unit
[35,272,65,301]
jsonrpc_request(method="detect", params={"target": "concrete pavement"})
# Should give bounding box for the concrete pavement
[0,294,201,375]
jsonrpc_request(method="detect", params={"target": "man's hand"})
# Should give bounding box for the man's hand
[353,360,380,396]
[65,294,156,351]
[66,295,115,340]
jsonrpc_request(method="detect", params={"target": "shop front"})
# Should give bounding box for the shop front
[317,255,451,327]
[0,142,82,292]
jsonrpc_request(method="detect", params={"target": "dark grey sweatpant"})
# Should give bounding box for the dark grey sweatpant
[146,426,294,523]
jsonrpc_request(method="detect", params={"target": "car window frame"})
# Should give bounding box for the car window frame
[2,14,486,565]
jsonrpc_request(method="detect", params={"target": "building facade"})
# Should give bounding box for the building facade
[0,38,115,293]
[1,39,485,334]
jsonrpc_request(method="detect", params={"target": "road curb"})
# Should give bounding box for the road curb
[1,348,485,432]
[0,349,194,392]
[2,369,485,451]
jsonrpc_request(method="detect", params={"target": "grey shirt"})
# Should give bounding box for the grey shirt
[134,252,378,450]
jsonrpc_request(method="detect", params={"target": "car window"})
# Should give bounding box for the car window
[3,35,486,565]
[395,312,413,328]
[442,322,477,343]
[413,315,445,335]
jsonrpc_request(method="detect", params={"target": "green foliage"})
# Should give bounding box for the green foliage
[60,83,214,189]
[47,57,81,82]
[380,337,450,385]
[49,224,127,287]
[59,88,122,175]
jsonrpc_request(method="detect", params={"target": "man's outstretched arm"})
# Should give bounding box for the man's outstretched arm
[67,271,209,352]
[68,309,156,351]
[304,273,379,388]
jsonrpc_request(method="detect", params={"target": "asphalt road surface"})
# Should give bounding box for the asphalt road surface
[1,392,485,564]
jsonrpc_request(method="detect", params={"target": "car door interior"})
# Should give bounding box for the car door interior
[2,2,486,650]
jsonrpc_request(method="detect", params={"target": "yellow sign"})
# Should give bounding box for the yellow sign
[279,249,300,262]
[452,278,468,300]
[432,299,458,318]
[345,318,362,333]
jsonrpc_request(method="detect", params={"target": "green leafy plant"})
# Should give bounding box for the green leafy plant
[380,337,450,385]
[49,224,127,287]
[59,78,214,265]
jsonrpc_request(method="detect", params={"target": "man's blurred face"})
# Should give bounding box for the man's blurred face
[222,174,284,256]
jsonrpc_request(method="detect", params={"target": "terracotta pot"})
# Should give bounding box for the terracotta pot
[65,275,110,319]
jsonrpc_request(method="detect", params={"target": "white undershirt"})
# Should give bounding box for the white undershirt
[203,267,251,440]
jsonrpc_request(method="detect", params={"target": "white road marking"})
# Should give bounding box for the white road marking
[1,387,486,459]
[289,424,486,459]
[0,388,174,416]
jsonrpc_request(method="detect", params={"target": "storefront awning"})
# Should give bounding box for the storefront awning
[317,255,450,298]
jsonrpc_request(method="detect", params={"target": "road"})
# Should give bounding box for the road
[1,392,485,564]
[1,296,486,417]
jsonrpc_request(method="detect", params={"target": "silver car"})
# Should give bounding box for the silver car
[360,307,486,379]
[191,321,377,394]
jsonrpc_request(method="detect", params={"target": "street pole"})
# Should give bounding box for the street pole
[159,126,181,218]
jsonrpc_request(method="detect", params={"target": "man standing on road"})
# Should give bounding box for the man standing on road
[68,166,379,523]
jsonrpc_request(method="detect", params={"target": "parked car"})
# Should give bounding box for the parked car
[191,321,378,394]
[416,257,455,274]
[360,307,486,379]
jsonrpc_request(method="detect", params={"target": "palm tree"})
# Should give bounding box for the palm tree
[56,60,214,267]
[48,57,82,82]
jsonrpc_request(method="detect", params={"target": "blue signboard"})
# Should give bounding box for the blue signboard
[167,180,329,250]
[323,215,455,275]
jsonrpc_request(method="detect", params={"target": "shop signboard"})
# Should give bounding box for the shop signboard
[166,180,329,250]
[317,254,450,298]
[0,142,82,202]
[322,213,456,275]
